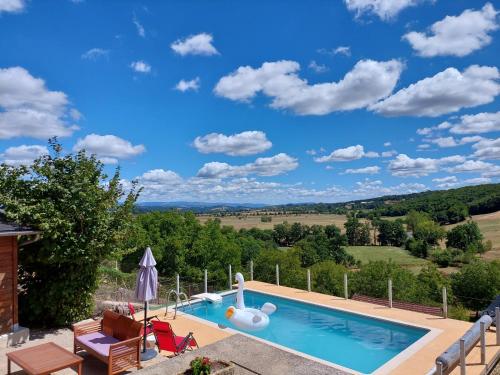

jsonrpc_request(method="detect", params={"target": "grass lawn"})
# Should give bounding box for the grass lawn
[346,246,429,267]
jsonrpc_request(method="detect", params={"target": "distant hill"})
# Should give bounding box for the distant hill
[267,183,500,224]
[133,184,500,224]
[134,201,267,213]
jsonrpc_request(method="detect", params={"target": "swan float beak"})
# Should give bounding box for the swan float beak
[225,306,235,319]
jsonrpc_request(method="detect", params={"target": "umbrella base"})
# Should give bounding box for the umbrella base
[141,348,158,361]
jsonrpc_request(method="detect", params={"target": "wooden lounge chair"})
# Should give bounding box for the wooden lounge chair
[151,320,198,355]
[73,310,143,375]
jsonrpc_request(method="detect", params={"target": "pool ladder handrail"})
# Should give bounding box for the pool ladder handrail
[165,289,192,319]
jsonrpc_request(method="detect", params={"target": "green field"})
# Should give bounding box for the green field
[346,246,429,267]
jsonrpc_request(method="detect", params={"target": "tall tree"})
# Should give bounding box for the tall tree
[0,139,139,326]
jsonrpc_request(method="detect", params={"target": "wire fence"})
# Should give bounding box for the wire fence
[96,261,490,320]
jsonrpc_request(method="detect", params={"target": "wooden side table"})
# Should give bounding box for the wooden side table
[6,342,83,375]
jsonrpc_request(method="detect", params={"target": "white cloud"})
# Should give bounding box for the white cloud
[317,46,351,56]
[0,67,79,139]
[193,131,272,156]
[446,160,495,173]
[353,179,427,196]
[0,145,48,166]
[73,134,145,164]
[417,144,431,150]
[464,177,492,185]
[81,48,109,60]
[308,61,329,73]
[175,78,200,92]
[130,61,151,73]
[365,151,380,158]
[371,65,500,117]
[344,166,381,174]
[0,0,24,13]
[449,111,500,134]
[432,176,458,183]
[314,145,365,162]
[306,149,317,156]
[381,150,397,157]
[133,15,145,38]
[214,59,403,116]
[427,137,458,148]
[383,141,391,147]
[403,3,499,57]
[139,169,182,185]
[472,138,500,160]
[388,154,465,177]
[344,0,426,21]
[197,153,298,178]
[171,33,219,56]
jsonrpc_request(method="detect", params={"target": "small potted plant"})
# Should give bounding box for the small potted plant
[182,356,235,375]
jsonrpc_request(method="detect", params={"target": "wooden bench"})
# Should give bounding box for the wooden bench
[73,310,143,375]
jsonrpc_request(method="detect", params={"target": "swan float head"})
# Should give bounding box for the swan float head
[225,272,276,331]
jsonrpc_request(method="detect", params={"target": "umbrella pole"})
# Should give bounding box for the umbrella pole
[143,301,148,353]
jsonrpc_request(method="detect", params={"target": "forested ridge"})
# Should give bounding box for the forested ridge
[267,184,500,224]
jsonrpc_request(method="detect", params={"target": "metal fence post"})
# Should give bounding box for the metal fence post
[496,307,500,345]
[250,260,254,281]
[344,273,348,300]
[228,265,232,290]
[480,321,486,365]
[307,269,311,292]
[460,338,466,375]
[388,278,393,308]
[436,362,443,375]
[276,264,280,286]
[204,269,208,294]
[176,273,180,294]
[442,287,448,319]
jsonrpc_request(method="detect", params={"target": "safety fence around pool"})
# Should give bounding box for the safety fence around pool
[97,260,495,321]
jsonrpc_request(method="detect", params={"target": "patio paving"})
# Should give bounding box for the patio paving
[138,333,350,375]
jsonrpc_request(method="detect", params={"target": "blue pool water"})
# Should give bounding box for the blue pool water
[183,291,429,374]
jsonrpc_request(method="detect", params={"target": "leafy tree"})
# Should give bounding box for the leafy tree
[377,219,407,247]
[0,140,138,326]
[344,216,370,246]
[417,265,452,304]
[446,221,485,253]
[254,248,305,288]
[351,261,421,302]
[413,220,445,246]
[405,238,429,258]
[452,261,500,312]
[311,261,347,296]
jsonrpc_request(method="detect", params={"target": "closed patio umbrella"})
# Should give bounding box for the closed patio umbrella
[135,247,158,360]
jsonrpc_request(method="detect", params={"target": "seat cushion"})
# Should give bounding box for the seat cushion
[76,332,120,357]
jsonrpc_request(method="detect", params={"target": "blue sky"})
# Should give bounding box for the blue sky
[0,0,499,203]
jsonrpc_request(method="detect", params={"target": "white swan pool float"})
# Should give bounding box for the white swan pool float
[225,272,276,331]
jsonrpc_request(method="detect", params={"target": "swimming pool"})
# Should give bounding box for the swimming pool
[182,290,430,374]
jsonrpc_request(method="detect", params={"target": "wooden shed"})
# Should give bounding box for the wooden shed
[0,220,37,336]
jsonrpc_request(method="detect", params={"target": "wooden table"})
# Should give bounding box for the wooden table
[6,342,83,375]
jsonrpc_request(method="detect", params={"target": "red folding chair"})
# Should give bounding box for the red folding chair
[128,302,158,339]
[151,320,198,355]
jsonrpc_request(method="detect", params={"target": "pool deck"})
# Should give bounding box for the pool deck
[154,281,500,375]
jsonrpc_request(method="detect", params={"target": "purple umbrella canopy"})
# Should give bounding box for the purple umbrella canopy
[135,247,159,358]
[135,247,158,302]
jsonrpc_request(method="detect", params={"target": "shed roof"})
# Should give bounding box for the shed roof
[0,219,38,237]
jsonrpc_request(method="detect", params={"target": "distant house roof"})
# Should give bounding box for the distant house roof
[0,219,38,237]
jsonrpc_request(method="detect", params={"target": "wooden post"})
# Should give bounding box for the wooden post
[307,269,311,292]
[204,269,208,294]
[250,260,254,281]
[460,338,466,375]
[442,287,448,319]
[480,321,486,365]
[276,264,280,286]
[496,307,500,345]
[228,265,232,290]
[344,273,348,300]
[388,279,393,308]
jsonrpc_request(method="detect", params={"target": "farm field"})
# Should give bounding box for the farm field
[346,246,429,268]
[197,213,349,230]
[444,210,500,260]
[198,210,500,259]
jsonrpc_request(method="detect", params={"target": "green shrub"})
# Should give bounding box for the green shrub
[311,261,347,296]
